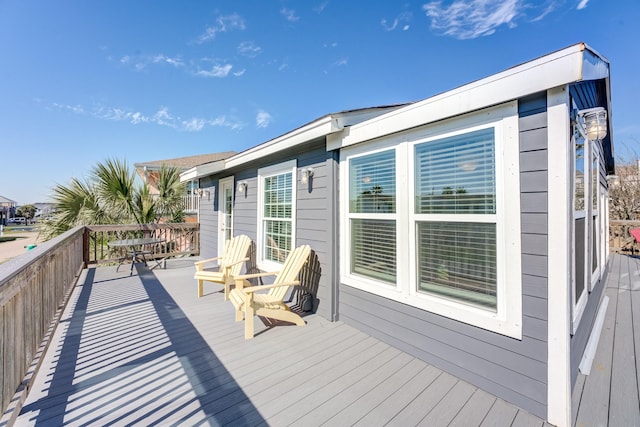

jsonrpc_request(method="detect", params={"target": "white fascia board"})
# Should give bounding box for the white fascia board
[179,167,197,182]
[339,43,609,149]
[224,116,335,169]
[179,160,226,182]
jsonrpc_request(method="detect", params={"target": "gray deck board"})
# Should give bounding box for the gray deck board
[418,380,476,426]
[479,398,518,426]
[449,389,497,426]
[572,253,640,427]
[609,256,640,426]
[321,357,426,426]
[386,372,459,426]
[8,255,614,426]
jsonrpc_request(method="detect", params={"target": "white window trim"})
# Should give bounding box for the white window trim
[340,102,522,339]
[257,160,297,271]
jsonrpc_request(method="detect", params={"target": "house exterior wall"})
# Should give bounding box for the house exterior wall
[568,80,610,386]
[197,140,335,320]
[337,93,550,418]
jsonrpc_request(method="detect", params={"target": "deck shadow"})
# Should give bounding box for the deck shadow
[18,264,265,426]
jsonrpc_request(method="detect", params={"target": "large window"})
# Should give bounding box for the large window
[258,160,296,270]
[341,103,522,338]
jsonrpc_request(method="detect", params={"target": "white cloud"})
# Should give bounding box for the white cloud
[335,57,348,67]
[50,101,247,132]
[281,7,300,22]
[381,12,412,31]
[118,53,184,71]
[233,69,246,76]
[422,0,521,39]
[256,110,272,128]
[152,54,184,67]
[530,2,557,22]
[182,118,205,132]
[577,0,589,10]
[196,64,233,78]
[238,41,262,58]
[198,13,246,43]
[210,116,244,130]
[314,2,329,13]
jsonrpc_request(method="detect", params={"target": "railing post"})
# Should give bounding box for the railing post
[83,226,90,267]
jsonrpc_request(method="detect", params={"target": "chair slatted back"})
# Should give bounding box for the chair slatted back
[268,245,311,301]
[220,235,251,276]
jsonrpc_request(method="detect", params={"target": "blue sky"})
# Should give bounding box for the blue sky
[0,0,638,205]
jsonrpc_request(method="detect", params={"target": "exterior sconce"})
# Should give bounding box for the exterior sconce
[198,188,210,199]
[577,107,608,141]
[301,168,314,185]
[237,181,248,193]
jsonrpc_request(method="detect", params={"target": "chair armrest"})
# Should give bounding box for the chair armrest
[194,256,223,267]
[240,280,300,293]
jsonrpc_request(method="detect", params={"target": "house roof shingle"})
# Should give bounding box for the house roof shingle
[134,151,237,171]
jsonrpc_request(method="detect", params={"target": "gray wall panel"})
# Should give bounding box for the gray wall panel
[522,233,548,255]
[520,127,548,152]
[521,193,547,213]
[522,213,547,235]
[520,150,548,172]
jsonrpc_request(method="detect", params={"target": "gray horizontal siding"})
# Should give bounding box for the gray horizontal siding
[339,94,549,419]
[198,185,219,259]
[197,140,334,320]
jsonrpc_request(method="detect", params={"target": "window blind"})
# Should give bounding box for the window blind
[415,128,495,215]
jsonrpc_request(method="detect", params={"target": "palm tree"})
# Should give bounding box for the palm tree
[43,158,186,240]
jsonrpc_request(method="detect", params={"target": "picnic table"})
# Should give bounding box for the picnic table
[108,237,165,275]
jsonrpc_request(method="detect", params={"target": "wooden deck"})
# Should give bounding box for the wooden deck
[4,254,636,426]
[572,253,640,426]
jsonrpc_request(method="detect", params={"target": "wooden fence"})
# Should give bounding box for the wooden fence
[610,220,640,254]
[84,223,199,265]
[0,226,85,418]
[0,223,199,421]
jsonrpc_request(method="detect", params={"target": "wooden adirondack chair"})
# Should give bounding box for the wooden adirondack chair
[193,235,251,300]
[229,244,311,339]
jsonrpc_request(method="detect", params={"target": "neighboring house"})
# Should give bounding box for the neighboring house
[0,195,17,225]
[33,202,56,220]
[181,43,613,427]
[134,151,236,221]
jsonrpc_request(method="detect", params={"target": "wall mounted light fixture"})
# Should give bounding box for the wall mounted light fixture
[237,181,248,193]
[577,107,608,141]
[198,188,210,199]
[301,167,314,185]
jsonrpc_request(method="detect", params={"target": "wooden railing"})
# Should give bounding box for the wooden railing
[610,220,640,254]
[0,226,85,418]
[182,194,199,213]
[149,194,199,213]
[0,223,200,420]
[84,223,199,265]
